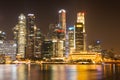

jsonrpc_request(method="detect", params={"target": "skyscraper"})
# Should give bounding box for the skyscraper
[26,14,43,59]
[58,9,66,33]
[26,14,36,59]
[75,12,87,52]
[68,27,75,53]
[58,9,67,57]
[13,14,26,58]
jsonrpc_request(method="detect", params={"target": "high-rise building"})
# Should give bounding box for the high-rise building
[47,24,58,40]
[77,12,85,32]
[68,27,75,53]
[58,9,66,35]
[75,23,84,51]
[41,40,53,58]
[34,28,43,58]
[58,9,67,57]
[26,14,43,59]
[75,12,87,52]
[26,14,36,59]
[45,9,66,58]
[13,14,26,58]
[47,24,65,57]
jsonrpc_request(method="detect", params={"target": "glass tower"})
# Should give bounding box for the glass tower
[14,14,26,58]
[75,12,87,52]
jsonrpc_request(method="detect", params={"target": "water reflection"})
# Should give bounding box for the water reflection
[102,64,120,80]
[0,64,120,80]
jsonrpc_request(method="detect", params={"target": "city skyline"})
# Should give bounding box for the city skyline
[0,0,120,51]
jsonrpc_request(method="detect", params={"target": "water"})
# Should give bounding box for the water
[0,63,120,80]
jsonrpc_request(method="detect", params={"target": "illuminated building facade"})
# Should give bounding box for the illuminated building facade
[57,9,66,57]
[26,14,43,59]
[26,14,36,59]
[0,31,6,63]
[47,24,58,39]
[75,12,87,52]
[58,9,66,35]
[1,41,16,60]
[75,23,84,51]
[13,14,26,58]
[47,24,65,57]
[41,40,53,58]
[34,28,43,58]
[0,31,6,42]
[0,41,16,63]
[68,27,75,53]
[46,9,67,58]
[88,40,102,53]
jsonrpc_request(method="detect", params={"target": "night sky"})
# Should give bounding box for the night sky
[0,0,120,51]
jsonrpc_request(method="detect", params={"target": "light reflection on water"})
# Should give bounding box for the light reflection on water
[0,64,120,80]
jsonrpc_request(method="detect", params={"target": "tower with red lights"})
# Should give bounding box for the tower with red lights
[58,9,66,36]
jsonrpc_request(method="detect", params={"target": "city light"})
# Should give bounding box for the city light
[58,9,66,13]
[0,9,106,64]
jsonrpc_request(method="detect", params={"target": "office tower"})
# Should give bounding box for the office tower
[58,9,67,57]
[75,12,86,52]
[26,14,43,59]
[47,24,58,40]
[68,27,75,53]
[26,14,36,59]
[34,28,43,58]
[13,14,26,58]
[58,9,66,35]
[41,40,53,58]
[47,24,65,57]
